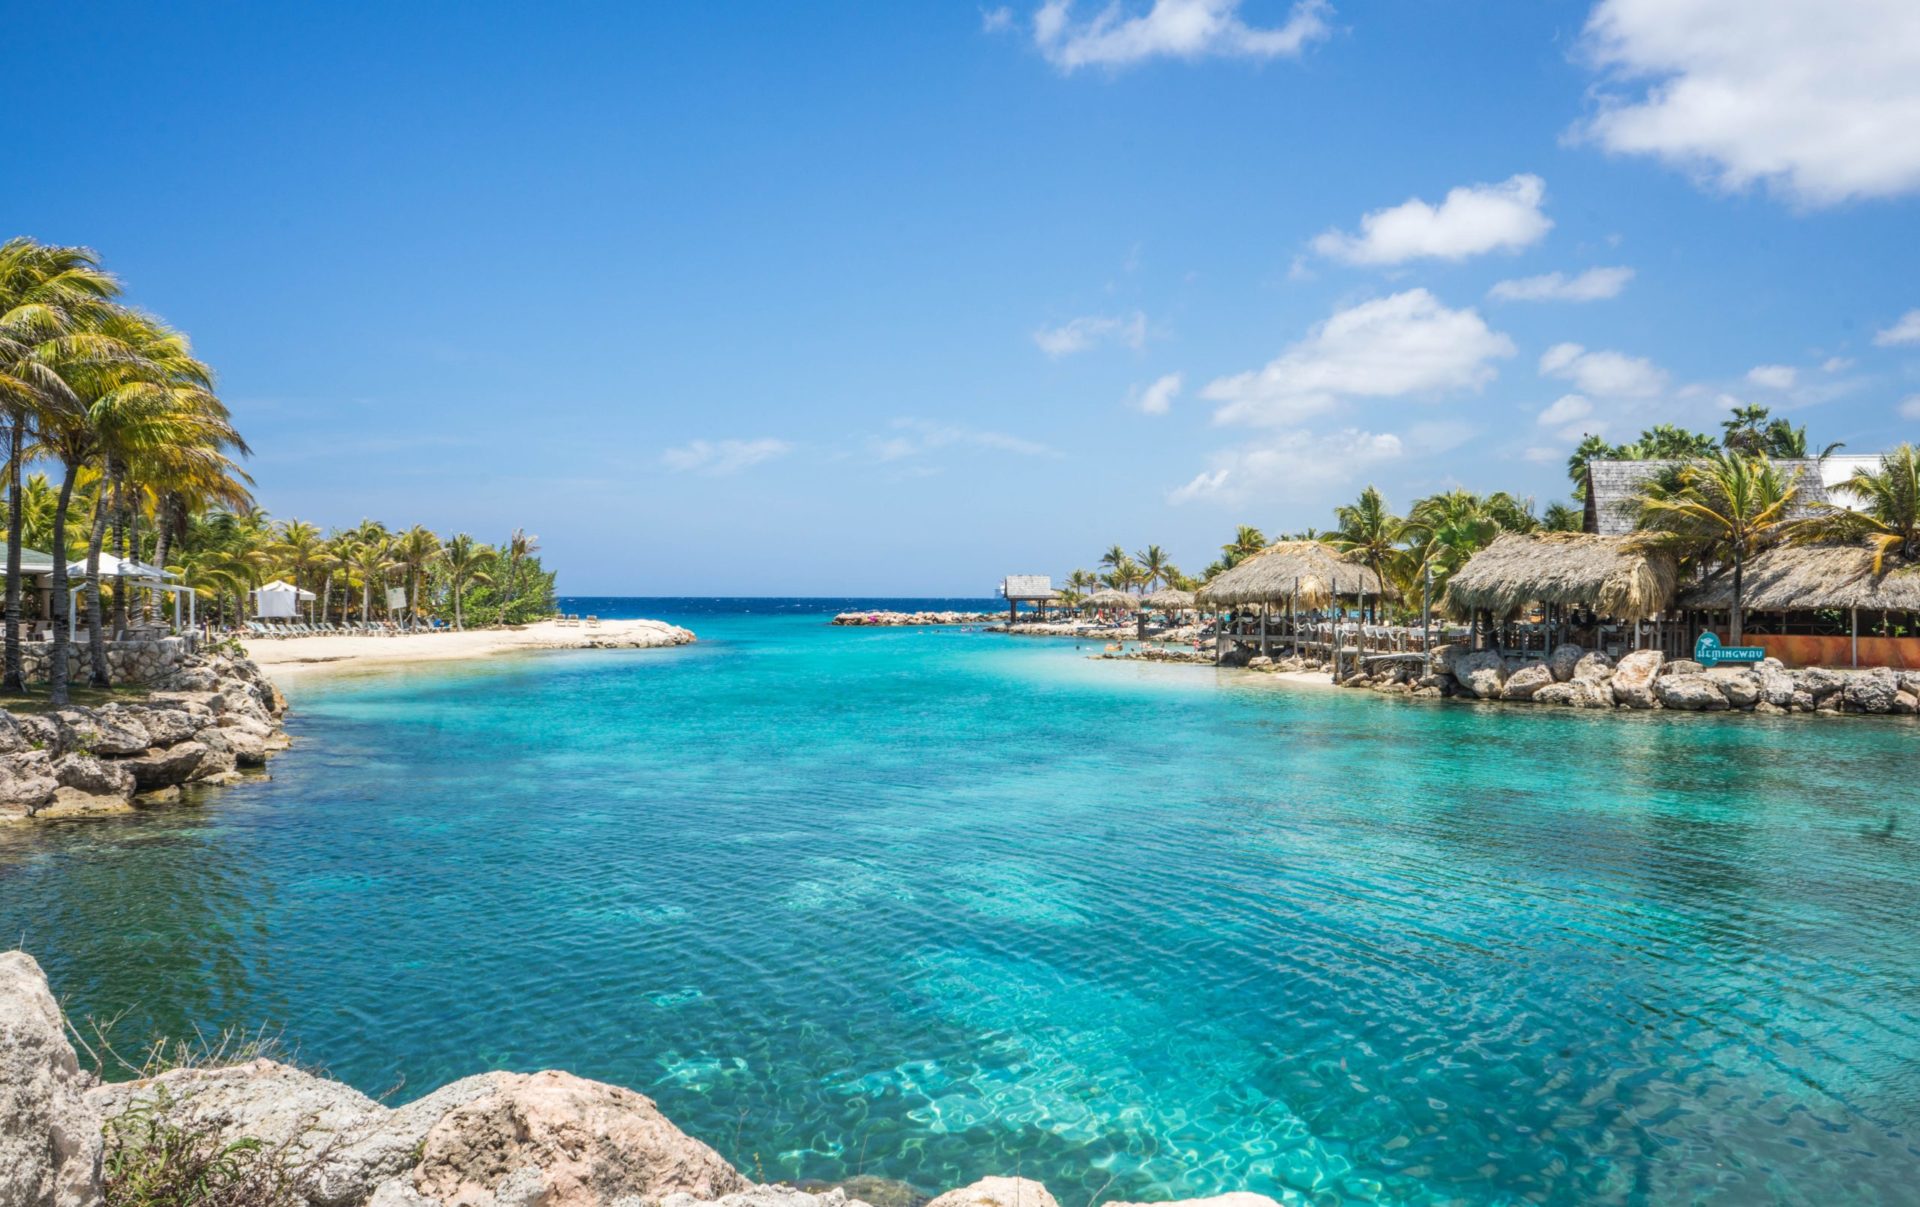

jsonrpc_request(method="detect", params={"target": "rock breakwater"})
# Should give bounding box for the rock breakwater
[831,611,995,626]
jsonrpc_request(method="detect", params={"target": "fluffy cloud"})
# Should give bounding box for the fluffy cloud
[1131,372,1182,415]
[1032,0,1330,71]
[660,438,793,475]
[1745,364,1797,390]
[1168,428,1405,504]
[1578,0,1920,206]
[1900,395,1920,420]
[1202,289,1515,426]
[1538,342,1668,398]
[1311,174,1552,265]
[1875,309,1920,346]
[1033,311,1147,357]
[1488,266,1634,302]
[869,418,1055,461]
[1537,393,1594,427]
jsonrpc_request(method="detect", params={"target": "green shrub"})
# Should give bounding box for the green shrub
[103,1090,316,1207]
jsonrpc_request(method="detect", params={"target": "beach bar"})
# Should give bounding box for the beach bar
[1677,545,1920,669]
[1444,532,1681,659]
[1196,541,1396,664]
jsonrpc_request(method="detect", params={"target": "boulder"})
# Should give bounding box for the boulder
[130,707,200,746]
[1657,675,1728,711]
[187,728,238,781]
[1758,663,1797,708]
[1843,667,1901,714]
[51,753,135,801]
[0,756,61,816]
[1565,678,1617,709]
[1500,664,1554,701]
[1789,690,1816,713]
[1706,667,1763,710]
[0,710,29,755]
[1572,652,1614,682]
[926,1179,1060,1207]
[1532,682,1576,706]
[1894,691,1918,715]
[1610,650,1664,709]
[1900,671,1920,697]
[1109,1197,1286,1207]
[1428,644,1468,677]
[1661,659,1704,677]
[93,705,157,754]
[122,741,210,789]
[1451,650,1508,699]
[54,708,148,758]
[1546,643,1586,682]
[219,724,270,768]
[15,713,59,753]
[663,1189,877,1207]
[1246,656,1272,670]
[0,952,104,1207]
[1796,667,1846,700]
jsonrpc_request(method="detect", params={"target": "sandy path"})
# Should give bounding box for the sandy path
[240,618,695,678]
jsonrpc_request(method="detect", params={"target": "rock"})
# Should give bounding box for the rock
[1452,650,1508,699]
[187,728,238,781]
[1758,663,1797,708]
[1610,650,1665,709]
[1657,675,1728,711]
[1895,690,1918,715]
[663,1189,877,1207]
[219,724,269,767]
[1706,667,1763,710]
[135,785,182,806]
[1753,700,1786,715]
[1796,667,1846,700]
[0,710,29,755]
[54,708,148,757]
[1900,671,1920,697]
[131,707,200,746]
[1246,656,1272,670]
[1546,643,1586,682]
[1409,685,1441,698]
[408,1070,751,1207]
[1572,652,1614,682]
[51,753,135,801]
[122,741,210,789]
[0,757,61,816]
[1843,667,1901,714]
[925,1179,1059,1207]
[1661,659,1704,677]
[1500,664,1554,701]
[1428,644,1468,677]
[1565,678,1617,709]
[1532,683,1575,706]
[1109,1197,1286,1207]
[15,713,59,753]
[1789,690,1816,713]
[0,952,104,1207]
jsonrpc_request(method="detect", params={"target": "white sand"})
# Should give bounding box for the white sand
[240,619,694,678]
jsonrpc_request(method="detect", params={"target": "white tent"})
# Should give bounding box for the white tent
[65,554,196,637]
[253,579,316,619]
[66,553,180,579]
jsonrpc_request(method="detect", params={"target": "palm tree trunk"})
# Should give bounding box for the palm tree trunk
[4,418,25,693]
[84,493,113,687]
[147,505,171,624]
[1731,546,1744,645]
[454,576,464,630]
[110,472,128,634]
[48,463,80,706]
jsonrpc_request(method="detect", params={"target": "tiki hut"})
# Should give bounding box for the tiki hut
[1081,589,1139,613]
[1139,588,1196,612]
[1676,544,1920,668]
[1444,532,1678,623]
[1195,541,1393,610]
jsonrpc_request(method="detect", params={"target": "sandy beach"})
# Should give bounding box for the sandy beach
[239,618,695,678]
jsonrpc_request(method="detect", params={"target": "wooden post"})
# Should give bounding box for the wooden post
[1258,604,1268,657]
[1290,579,1298,658]
[1851,607,1859,667]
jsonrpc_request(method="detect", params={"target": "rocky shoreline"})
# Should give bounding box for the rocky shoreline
[2,952,1282,1207]
[830,611,997,626]
[0,648,291,821]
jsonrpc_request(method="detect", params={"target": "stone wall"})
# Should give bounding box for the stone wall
[17,635,198,686]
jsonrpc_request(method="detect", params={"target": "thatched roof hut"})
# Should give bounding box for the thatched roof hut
[1196,541,1394,609]
[1081,589,1140,612]
[1677,544,1920,612]
[1443,532,1678,622]
[1139,588,1195,611]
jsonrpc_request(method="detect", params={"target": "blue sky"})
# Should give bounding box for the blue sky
[11,1,1920,594]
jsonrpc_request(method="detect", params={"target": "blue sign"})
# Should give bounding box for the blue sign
[1694,631,1765,667]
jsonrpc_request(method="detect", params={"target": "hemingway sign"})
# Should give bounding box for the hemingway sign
[1694,632,1766,667]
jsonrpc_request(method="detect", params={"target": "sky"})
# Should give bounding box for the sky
[9,0,1920,595]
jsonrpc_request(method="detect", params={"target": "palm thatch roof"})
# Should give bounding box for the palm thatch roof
[1081,589,1140,611]
[1443,532,1678,622]
[1139,588,1196,611]
[1677,544,1920,612]
[1195,541,1394,609]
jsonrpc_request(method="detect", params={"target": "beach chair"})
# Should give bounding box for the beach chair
[585,615,599,627]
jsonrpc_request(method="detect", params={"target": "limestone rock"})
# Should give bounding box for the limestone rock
[1758,663,1797,708]
[1796,667,1846,700]
[1451,650,1508,699]
[0,756,61,816]
[54,708,148,757]
[1428,644,1468,677]
[0,710,29,755]
[1657,675,1728,711]
[1900,671,1920,697]
[1894,690,1918,715]
[51,752,135,801]
[133,707,200,746]
[1843,667,1900,714]
[1109,1196,1286,1207]
[1532,683,1575,706]
[1661,659,1704,677]
[662,1189,877,1207]
[1546,643,1586,682]
[0,952,104,1207]
[219,723,270,767]
[187,728,238,781]
[123,741,210,789]
[1572,651,1614,682]
[15,713,59,753]
[1563,678,1616,709]
[1706,667,1763,710]
[1610,650,1664,709]
[1500,664,1554,701]
[925,1179,1059,1207]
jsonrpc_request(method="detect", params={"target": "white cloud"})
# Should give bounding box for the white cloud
[869,418,1056,461]
[1488,266,1634,302]
[1537,393,1593,427]
[1523,446,1566,464]
[1578,0,1920,207]
[1033,310,1147,356]
[1900,395,1920,420]
[1823,356,1855,373]
[1168,428,1405,504]
[1131,372,1182,415]
[1745,364,1797,390]
[660,438,793,475]
[1311,174,1552,265]
[1032,0,1331,71]
[1202,289,1515,426]
[1538,342,1668,398]
[982,6,1014,32]
[1875,309,1920,346]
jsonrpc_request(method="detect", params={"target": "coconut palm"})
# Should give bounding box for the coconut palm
[342,535,396,624]
[1098,545,1129,576]
[1134,544,1172,591]
[1542,501,1583,532]
[1629,452,1799,643]
[502,528,538,614]
[1221,525,1267,568]
[1404,490,1505,595]
[391,525,443,621]
[1789,444,1920,573]
[268,520,326,619]
[1331,487,1403,596]
[441,533,494,630]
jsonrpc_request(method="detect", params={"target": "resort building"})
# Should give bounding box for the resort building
[1197,540,1396,662]
[997,574,1060,623]
[1443,531,1680,658]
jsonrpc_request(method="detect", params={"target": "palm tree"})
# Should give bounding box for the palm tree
[1630,452,1799,643]
[391,525,443,621]
[1404,490,1503,595]
[1098,545,1128,576]
[501,528,538,616]
[1567,433,1617,497]
[1720,404,1774,456]
[1789,444,1920,573]
[1221,525,1267,568]
[343,535,396,624]
[270,520,326,618]
[441,533,494,630]
[1542,501,1583,532]
[1134,544,1172,591]
[1331,486,1402,594]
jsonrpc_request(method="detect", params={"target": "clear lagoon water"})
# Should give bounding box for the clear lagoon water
[4,597,1919,1205]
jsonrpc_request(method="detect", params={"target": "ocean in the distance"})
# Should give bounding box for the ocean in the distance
[4,597,1919,1205]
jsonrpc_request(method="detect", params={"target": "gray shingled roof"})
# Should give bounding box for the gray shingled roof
[1582,459,1833,536]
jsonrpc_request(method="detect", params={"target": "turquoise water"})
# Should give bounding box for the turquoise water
[4,599,1920,1205]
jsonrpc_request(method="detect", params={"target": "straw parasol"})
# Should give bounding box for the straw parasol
[1138,588,1195,611]
[1677,544,1920,612]
[1195,541,1393,609]
[1081,589,1140,612]
[1443,532,1678,622]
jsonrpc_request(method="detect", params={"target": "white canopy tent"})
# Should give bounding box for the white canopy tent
[65,554,195,638]
[253,579,317,619]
